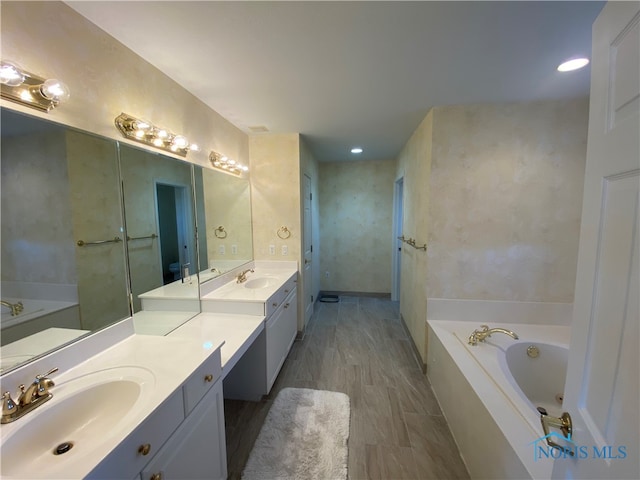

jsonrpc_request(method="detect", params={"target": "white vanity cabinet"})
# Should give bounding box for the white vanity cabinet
[266,288,297,392]
[140,380,226,480]
[222,272,298,400]
[87,349,225,480]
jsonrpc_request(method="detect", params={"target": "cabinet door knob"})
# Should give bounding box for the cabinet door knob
[138,443,151,456]
[272,302,278,307]
[285,289,289,293]
[204,374,213,382]
[150,473,162,480]
[284,303,290,309]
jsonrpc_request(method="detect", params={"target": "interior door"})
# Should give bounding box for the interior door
[303,174,313,326]
[552,3,639,479]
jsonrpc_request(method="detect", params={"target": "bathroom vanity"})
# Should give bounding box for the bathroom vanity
[0,262,299,480]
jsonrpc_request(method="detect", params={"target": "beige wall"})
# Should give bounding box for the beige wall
[319,160,396,293]
[397,99,588,364]
[395,112,434,363]
[249,134,302,262]
[1,131,76,284]
[202,169,253,267]
[66,130,130,330]
[0,1,248,170]
[428,100,588,302]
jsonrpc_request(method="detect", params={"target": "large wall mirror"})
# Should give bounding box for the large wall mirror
[119,144,199,315]
[0,108,231,374]
[1,108,130,372]
[194,166,253,283]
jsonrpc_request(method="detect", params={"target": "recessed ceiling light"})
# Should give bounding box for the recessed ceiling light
[350,147,363,154]
[557,58,589,72]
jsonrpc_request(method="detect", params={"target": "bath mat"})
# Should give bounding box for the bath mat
[242,387,350,480]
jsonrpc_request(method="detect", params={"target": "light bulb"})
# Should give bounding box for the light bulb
[557,58,589,72]
[221,156,228,162]
[153,137,164,147]
[228,159,236,165]
[157,129,168,138]
[135,130,146,138]
[0,62,25,86]
[189,144,200,152]
[40,79,70,102]
[172,135,188,148]
[242,166,249,171]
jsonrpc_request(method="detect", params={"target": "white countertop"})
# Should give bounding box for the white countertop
[169,312,265,375]
[0,333,223,479]
[201,266,297,304]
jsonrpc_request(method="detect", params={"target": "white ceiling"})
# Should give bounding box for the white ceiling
[66,1,604,162]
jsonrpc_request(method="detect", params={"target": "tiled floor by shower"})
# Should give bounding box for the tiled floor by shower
[224,296,470,479]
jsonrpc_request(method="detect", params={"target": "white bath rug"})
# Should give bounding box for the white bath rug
[242,387,350,480]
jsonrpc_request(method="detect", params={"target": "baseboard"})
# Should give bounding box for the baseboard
[319,290,391,299]
[399,313,427,374]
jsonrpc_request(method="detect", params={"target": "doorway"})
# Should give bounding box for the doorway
[155,181,193,285]
[303,174,313,327]
[392,177,404,301]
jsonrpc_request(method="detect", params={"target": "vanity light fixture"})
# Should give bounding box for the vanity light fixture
[0,61,70,112]
[114,113,200,157]
[209,151,249,176]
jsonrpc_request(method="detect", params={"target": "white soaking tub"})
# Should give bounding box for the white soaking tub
[427,320,571,479]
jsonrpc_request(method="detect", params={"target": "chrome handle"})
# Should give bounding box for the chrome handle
[138,443,151,456]
[537,407,574,456]
[204,374,213,382]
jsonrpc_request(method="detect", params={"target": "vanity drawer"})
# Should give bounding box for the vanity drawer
[183,348,222,415]
[264,274,297,317]
[88,390,184,479]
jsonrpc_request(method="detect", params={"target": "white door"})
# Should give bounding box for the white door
[303,174,313,326]
[552,3,639,479]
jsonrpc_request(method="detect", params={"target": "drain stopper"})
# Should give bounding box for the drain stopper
[54,441,74,455]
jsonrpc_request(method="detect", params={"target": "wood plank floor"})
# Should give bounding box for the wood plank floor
[224,296,470,479]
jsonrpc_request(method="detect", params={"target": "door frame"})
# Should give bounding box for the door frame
[392,177,404,301]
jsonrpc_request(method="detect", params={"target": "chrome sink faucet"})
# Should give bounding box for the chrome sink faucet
[468,325,519,346]
[1,367,58,424]
[236,269,254,283]
[1,300,23,316]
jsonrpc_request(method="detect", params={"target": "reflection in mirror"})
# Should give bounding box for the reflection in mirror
[1,108,130,373]
[194,166,253,284]
[119,144,200,334]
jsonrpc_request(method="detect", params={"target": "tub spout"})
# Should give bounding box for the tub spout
[468,325,519,346]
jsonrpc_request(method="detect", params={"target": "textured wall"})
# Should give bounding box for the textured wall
[0,1,248,170]
[319,160,396,293]
[250,134,302,262]
[395,112,434,363]
[1,131,76,284]
[202,168,253,268]
[428,100,588,302]
[65,130,130,331]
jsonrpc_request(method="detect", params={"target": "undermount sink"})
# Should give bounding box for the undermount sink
[1,366,155,478]
[244,277,273,289]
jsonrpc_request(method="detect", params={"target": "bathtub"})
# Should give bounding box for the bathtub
[427,320,571,479]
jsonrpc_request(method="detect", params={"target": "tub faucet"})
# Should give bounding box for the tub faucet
[468,325,519,346]
[236,269,254,283]
[0,300,23,316]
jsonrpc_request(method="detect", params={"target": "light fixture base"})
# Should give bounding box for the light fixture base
[1,69,58,112]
